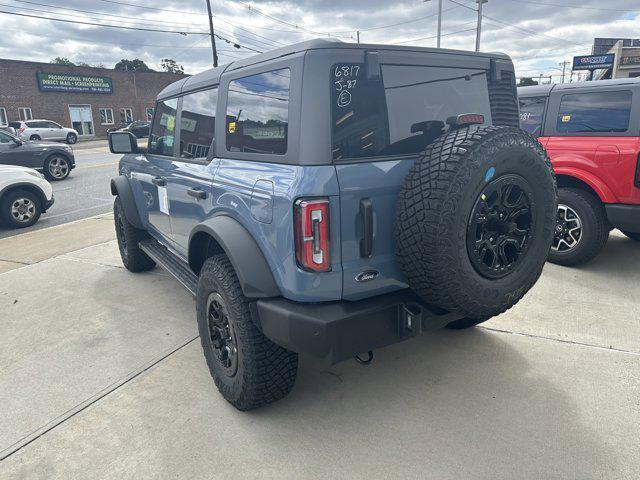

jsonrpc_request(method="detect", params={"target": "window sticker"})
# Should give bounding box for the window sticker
[561,115,571,123]
[228,121,236,134]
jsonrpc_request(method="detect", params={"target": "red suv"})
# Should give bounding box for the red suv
[519,79,640,265]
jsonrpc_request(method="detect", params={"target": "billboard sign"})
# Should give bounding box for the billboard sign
[572,54,615,71]
[36,72,113,94]
[621,56,640,66]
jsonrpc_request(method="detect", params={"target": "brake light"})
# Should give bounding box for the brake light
[18,127,25,134]
[635,153,640,188]
[446,113,485,128]
[294,198,331,272]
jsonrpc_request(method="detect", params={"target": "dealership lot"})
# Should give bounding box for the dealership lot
[0,216,638,479]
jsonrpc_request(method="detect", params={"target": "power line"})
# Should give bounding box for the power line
[392,24,478,45]
[504,0,640,12]
[356,4,462,32]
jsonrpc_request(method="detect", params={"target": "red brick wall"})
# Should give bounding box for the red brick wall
[0,59,187,137]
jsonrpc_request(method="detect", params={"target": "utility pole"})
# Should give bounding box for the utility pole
[559,61,570,84]
[424,0,443,48]
[475,0,487,52]
[357,31,360,44]
[205,0,218,67]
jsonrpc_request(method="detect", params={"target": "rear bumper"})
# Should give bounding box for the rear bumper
[606,204,640,233]
[253,290,464,365]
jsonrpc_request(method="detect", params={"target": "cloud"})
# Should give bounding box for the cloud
[0,0,637,81]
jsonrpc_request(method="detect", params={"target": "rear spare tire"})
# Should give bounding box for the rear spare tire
[395,126,557,325]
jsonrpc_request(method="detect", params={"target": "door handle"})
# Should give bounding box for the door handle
[359,198,373,258]
[152,177,166,187]
[187,187,207,200]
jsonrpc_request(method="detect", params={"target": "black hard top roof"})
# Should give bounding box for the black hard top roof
[158,38,511,99]
[518,77,640,97]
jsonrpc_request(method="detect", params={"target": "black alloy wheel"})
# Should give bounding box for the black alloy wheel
[466,174,535,279]
[206,292,238,378]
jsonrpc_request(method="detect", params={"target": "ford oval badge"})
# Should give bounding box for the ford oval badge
[355,270,379,282]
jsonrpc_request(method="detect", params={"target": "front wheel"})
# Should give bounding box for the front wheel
[197,254,298,411]
[30,134,41,141]
[66,133,77,144]
[113,197,155,272]
[547,188,609,266]
[623,231,640,242]
[0,189,41,228]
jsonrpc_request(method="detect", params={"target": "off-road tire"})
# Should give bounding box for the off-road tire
[113,197,155,272]
[623,231,640,242]
[547,188,609,266]
[0,189,41,228]
[197,254,298,411]
[396,126,557,327]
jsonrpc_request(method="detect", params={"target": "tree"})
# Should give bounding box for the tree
[114,59,153,72]
[517,77,539,87]
[160,58,185,74]
[50,57,75,66]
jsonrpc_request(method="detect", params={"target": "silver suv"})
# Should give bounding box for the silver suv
[9,120,78,144]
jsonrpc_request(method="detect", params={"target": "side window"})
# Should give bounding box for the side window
[148,98,178,156]
[519,96,547,136]
[226,68,290,155]
[331,64,492,160]
[556,90,632,134]
[179,88,217,160]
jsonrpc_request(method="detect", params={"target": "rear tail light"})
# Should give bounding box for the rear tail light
[294,198,331,272]
[18,127,25,134]
[635,153,640,188]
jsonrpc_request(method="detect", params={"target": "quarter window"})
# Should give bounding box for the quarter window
[519,97,547,136]
[226,68,290,155]
[148,98,178,156]
[556,90,632,133]
[179,88,217,160]
[19,107,33,121]
[0,107,7,126]
[331,64,492,160]
[99,108,114,125]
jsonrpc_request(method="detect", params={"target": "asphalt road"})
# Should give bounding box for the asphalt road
[0,145,119,239]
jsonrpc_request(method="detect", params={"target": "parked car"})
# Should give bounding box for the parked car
[109,39,557,410]
[519,79,640,265]
[9,120,78,144]
[0,164,54,229]
[0,129,76,180]
[121,121,150,138]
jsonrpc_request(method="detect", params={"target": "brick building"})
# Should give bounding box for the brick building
[0,58,187,138]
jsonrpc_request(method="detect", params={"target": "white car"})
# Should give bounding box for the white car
[0,165,54,229]
[9,120,79,144]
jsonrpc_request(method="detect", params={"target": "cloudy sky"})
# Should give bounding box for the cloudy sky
[0,0,638,81]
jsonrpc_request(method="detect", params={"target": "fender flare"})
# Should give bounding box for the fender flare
[554,166,618,204]
[0,182,48,210]
[110,176,144,229]
[190,216,281,298]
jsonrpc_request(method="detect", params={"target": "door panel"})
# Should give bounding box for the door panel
[336,159,413,301]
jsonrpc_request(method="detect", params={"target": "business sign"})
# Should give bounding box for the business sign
[36,72,113,94]
[572,54,615,71]
[621,56,640,66]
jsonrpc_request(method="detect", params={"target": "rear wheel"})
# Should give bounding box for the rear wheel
[395,126,557,327]
[29,134,41,141]
[547,188,609,266]
[44,155,71,180]
[623,231,640,242]
[197,254,298,411]
[113,197,155,272]
[66,133,77,144]
[0,189,41,228]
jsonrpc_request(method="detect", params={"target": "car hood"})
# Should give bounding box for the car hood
[21,141,74,152]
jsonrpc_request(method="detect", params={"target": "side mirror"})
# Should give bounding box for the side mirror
[109,131,139,154]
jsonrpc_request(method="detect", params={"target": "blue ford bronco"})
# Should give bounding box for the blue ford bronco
[109,39,557,410]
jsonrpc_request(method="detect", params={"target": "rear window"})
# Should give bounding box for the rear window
[331,64,492,160]
[519,96,547,136]
[556,90,632,133]
[226,68,290,155]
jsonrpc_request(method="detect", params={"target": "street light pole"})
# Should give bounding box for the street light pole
[475,0,487,52]
[205,0,218,67]
[424,0,443,48]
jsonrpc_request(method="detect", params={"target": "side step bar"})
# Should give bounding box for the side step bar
[139,239,198,296]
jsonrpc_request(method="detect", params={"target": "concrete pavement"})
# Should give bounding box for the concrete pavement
[0,219,638,479]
